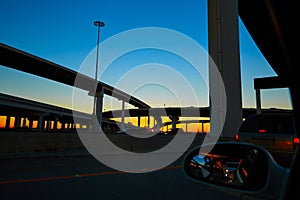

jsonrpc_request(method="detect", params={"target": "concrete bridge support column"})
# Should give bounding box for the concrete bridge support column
[53,117,58,131]
[46,120,51,131]
[121,100,125,130]
[61,121,66,131]
[171,122,176,131]
[138,115,141,127]
[14,116,21,128]
[28,118,33,129]
[147,115,150,128]
[255,89,262,114]
[208,0,243,138]
[37,116,43,130]
[42,119,47,130]
[5,116,11,129]
[95,87,104,131]
[169,115,179,132]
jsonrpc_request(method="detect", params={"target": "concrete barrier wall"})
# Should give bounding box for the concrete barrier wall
[0,132,209,154]
[0,132,84,153]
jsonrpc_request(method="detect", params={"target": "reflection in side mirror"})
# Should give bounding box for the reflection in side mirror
[183,142,290,199]
[183,142,288,196]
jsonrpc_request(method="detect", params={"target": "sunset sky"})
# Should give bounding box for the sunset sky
[0,0,293,119]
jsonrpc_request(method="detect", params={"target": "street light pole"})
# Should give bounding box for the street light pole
[93,20,105,115]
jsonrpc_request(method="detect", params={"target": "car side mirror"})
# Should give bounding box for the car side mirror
[183,142,289,199]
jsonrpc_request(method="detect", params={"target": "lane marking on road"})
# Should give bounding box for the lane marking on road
[0,165,182,185]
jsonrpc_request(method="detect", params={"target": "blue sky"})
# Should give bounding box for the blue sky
[0,0,292,113]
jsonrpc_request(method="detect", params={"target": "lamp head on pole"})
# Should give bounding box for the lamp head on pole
[94,21,105,27]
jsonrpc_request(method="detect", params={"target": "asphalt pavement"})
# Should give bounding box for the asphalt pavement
[0,148,242,200]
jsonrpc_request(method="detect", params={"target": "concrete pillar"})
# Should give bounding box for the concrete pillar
[28,118,33,129]
[14,116,21,128]
[208,0,243,138]
[169,115,178,131]
[171,121,176,131]
[255,89,262,115]
[37,116,43,130]
[121,100,125,130]
[5,116,11,129]
[95,87,104,130]
[46,120,51,131]
[138,115,141,127]
[186,123,188,133]
[53,117,58,131]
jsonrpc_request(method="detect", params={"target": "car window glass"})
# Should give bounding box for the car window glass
[260,115,294,134]
[239,114,295,134]
[239,115,260,132]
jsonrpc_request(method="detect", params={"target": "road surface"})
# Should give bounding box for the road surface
[0,149,242,200]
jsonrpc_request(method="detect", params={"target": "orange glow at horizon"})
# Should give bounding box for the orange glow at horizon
[0,116,15,128]
[0,116,6,128]
[0,116,65,129]
[1,114,210,133]
[110,116,210,133]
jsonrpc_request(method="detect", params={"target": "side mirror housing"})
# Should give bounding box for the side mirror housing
[183,142,289,199]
